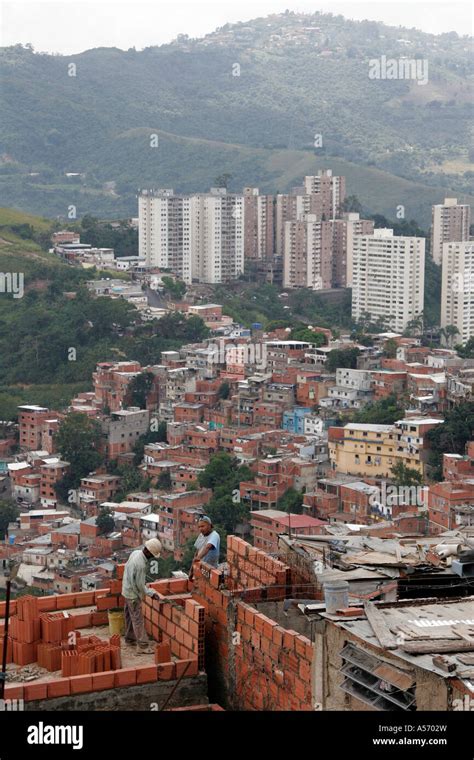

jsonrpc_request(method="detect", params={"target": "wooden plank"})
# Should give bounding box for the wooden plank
[401,639,474,655]
[364,601,398,650]
[432,655,457,673]
[392,624,462,641]
[453,625,474,643]
[456,653,474,665]
[373,662,415,689]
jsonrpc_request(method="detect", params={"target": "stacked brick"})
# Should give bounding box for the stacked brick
[226,536,291,593]
[9,595,42,666]
[234,602,314,711]
[1,581,205,704]
[142,578,205,674]
[60,633,122,676]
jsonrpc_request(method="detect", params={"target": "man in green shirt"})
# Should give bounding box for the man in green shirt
[122,539,162,652]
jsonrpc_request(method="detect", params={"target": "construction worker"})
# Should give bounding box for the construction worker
[189,516,220,580]
[122,538,162,652]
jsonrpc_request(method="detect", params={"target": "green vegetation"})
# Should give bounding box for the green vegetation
[326,348,360,373]
[289,325,327,346]
[96,506,115,535]
[383,338,398,359]
[456,337,474,358]
[127,372,155,409]
[277,488,304,514]
[1,13,472,222]
[0,499,19,540]
[0,209,209,419]
[72,215,138,257]
[161,276,187,300]
[217,381,230,400]
[426,402,474,481]
[390,461,423,487]
[132,423,167,465]
[198,452,254,535]
[109,462,150,500]
[55,413,104,500]
[352,395,405,425]
[0,382,91,422]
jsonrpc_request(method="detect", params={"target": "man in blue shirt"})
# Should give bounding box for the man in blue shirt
[189,516,220,580]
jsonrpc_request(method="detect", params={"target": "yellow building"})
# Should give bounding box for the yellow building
[329,419,444,479]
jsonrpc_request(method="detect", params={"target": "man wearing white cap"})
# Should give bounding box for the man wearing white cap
[122,539,162,652]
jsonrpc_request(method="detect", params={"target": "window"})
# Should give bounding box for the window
[339,643,416,711]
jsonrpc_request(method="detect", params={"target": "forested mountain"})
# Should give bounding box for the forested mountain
[1,11,472,222]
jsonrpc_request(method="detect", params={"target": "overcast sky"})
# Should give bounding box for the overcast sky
[1,0,472,54]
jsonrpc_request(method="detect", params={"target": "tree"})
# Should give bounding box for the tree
[132,423,167,465]
[96,507,115,536]
[127,372,154,409]
[353,395,404,425]
[426,402,474,480]
[0,500,19,540]
[112,463,150,500]
[218,381,230,400]
[440,324,459,348]
[156,472,172,490]
[277,488,303,514]
[341,195,362,214]
[326,348,360,373]
[55,413,104,497]
[198,453,254,534]
[161,276,186,301]
[390,461,423,487]
[289,326,327,346]
[403,313,424,337]
[456,336,474,358]
[383,338,398,359]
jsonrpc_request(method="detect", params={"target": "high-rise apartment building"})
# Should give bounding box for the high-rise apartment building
[304,169,346,219]
[431,197,471,266]
[138,188,244,284]
[138,189,192,282]
[189,189,244,284]
[242,187,274,260]
[283,216,332,290]
[328,213,375,288]
[351,229,425,332]
[441,241,474,345]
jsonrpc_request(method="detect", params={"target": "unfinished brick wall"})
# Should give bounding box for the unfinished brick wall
[234,602,313,710]
[191,538,316,710]
[1,580,205,704]
[226,536,291,592]
[142,578,205,674]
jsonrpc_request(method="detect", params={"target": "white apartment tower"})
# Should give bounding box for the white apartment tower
[139,188,244,284]
[352,229,425,332]
[441,242,474,345]
[189,188,244,284]
[138,189,192,283]
[431,198,471,266]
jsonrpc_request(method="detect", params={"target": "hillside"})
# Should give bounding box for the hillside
[1,11,472,222]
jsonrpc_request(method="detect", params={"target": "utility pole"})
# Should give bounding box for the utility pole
[0,560,12,700]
